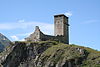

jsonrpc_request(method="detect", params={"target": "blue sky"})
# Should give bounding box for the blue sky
[0,0,100,50]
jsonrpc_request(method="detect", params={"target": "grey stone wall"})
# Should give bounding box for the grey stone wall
[25,14,69,44]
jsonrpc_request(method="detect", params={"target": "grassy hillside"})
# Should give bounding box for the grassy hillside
[0,41,100,67]
[37,42,100,67]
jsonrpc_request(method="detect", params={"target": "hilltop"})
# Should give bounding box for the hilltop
[0,41,100,67]
[0,33,11,52]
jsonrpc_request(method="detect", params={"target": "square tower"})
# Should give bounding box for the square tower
[54,14,69,44]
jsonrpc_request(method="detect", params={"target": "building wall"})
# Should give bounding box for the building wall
[54,14,69,44]
[25,14,69,44]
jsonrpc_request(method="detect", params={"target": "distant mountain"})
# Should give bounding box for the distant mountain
[0,33,11,52]
[0,41,100,67]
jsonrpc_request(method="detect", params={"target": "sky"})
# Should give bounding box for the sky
[0,0,100,50]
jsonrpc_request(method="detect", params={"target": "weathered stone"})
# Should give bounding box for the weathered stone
[25,14,69,44]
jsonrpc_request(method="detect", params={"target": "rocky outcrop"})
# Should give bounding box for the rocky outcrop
[35,44,88,67]
[0,33,11,52]
[0,41,100,67]
[1,41,58,67]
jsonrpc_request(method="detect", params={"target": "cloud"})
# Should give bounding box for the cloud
[10,35,26,41]
[16,32,33,37]
[18,19,25,23]
[82,20,100,24]
[1,20,54,41]
[20,39,25,41]
[0,22,25,30]
[65,11,72,17]
[10,35,19,41]
[0,21,54,35]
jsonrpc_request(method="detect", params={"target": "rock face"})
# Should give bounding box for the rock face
[0,41,100,67]
[1,41,58,67]
[0,33,11,52]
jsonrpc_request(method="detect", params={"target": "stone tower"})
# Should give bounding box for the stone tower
[25,14,69,44]
[54,14,69,44]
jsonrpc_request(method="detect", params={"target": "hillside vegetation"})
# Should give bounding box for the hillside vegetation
[0,41,100,67]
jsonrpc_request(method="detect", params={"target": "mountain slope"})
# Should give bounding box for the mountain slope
[37,44,100,67]
[0,33,11,52]
[0,41,100,67]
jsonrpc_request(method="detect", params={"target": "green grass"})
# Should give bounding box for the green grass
[1,41,100,67]
[38,43,100,66]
